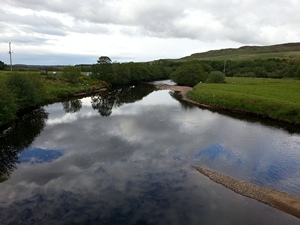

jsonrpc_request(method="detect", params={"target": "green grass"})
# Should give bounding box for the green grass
[42,76,107,103]
[180,42,300,61]
[187,77,300,124]
[1,72,105,103]
[0,72,107,125]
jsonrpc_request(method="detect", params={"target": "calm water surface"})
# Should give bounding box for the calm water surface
[0,83,300,224]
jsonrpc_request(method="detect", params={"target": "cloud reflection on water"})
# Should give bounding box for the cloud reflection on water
[0,87,300,224]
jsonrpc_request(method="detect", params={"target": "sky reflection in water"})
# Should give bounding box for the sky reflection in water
[1,86,300,225]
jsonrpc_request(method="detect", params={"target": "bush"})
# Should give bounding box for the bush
[62,66,81,83]
[206,71,225,83]
[0,82,18,123]
[171,61,208,86]
[5,73,45,108]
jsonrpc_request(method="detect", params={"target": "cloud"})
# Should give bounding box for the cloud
[5,0,300,42]
[1,0,300,64]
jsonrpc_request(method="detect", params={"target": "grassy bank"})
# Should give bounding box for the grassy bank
[0,72,107,126]
[187,77,300,124]
[42,75,107,103]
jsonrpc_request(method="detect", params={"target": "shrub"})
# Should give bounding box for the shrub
[171,61,208,86]
[0,82,18,123]
[206,71,226,83]
[5,73,45,108]
[62,66,81,83]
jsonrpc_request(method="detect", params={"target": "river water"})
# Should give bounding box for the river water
[0,82,300,224]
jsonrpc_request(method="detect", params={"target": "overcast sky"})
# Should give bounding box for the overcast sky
[1,0,300,65]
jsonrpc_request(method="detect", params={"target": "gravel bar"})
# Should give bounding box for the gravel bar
[193,166,300,219]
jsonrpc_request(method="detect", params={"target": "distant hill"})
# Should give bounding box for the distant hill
[180,42,300,61]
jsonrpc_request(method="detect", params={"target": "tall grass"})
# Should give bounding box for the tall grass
[187,77,300,124]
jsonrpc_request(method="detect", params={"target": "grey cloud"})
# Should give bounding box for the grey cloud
[0,32,48,46]
[0,7,67,46]
[2,0,300,56]
[210,0,300,44]
[22,16,67,36]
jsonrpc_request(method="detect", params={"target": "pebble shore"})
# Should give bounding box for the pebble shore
[193,166,300,219]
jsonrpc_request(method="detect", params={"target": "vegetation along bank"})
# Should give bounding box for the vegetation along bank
[187,77,300,125]
[1,44,300,126]
[0,57,174,126]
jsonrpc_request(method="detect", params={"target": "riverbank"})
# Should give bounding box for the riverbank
[156,77,300,125]
[0,72,108,126]
[193,166,300,219]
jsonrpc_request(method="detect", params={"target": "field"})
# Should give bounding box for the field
[187,77,300,124]
[180,42,300,61]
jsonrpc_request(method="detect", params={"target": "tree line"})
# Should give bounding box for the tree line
[90,56,177,85]
[1,56,300,125]
[207,58,300,78]
[90,56,300,87]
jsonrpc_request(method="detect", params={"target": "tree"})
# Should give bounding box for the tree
[62,66,81,83]
[127,63,151,83]
[171,61,208,86]
[254,67,268,78]
[113,63,131,85]
[206,71,225,83]
[92,56,115,84]
[0,61,6,70]
[97,56,112,64]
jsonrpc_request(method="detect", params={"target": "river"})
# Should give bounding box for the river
[0,82,300,224]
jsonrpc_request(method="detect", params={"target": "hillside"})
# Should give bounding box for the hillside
[180,42,300,61]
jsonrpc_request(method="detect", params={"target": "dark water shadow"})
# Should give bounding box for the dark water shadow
[0,108,48,180]
[91,84,156,116]
[62,99,82,114]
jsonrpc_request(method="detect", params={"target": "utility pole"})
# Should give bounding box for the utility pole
[8,42,13,71]
[223,60,227,76]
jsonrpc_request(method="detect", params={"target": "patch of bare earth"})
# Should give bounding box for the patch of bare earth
[156,84,192,95]
[156,84,214,109]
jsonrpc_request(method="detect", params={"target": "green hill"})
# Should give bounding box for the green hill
[180,42,300,61]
